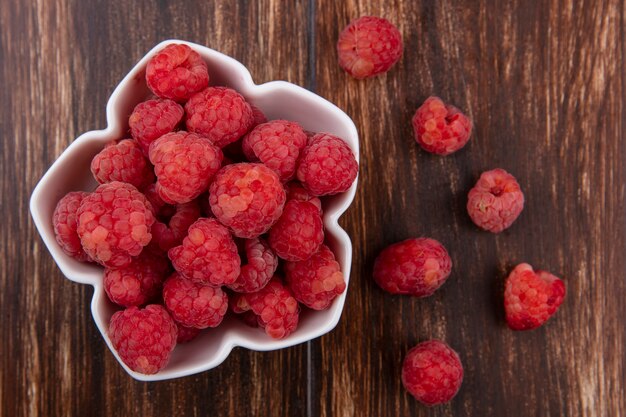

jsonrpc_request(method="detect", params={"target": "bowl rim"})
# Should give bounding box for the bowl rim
[29,39,359,381]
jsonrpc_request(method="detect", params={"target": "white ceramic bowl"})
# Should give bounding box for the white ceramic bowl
[29,40,359,381]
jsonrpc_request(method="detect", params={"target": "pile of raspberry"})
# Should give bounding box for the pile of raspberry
[52,43,358,375]
[335,16,567,407]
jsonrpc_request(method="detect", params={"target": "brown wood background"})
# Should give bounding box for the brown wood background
[1,0,624,416]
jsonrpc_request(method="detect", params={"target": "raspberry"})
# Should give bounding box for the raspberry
[337,16,403,79]
[412,96,472,155]
[250,105,268,126]
[296,133,358,196]
[52,191,92,262]
[151,200,201,251]
[268,200,324,261]
[285,182,322,213]
[163,273,228,328]
[77,182,155,267]
[168,218,240,286]
[109,304,177,374]
[149,131,223,204]
[209,163,286,238]
[227,237,278,293]
[402,340,463,406]
[231,278,299,339]
[103,248,170,307]
[90,139,154,190]
[185,87,254,148]
[143,183,167,213]
[467,168,525,233]
[504,263,566,331]
[242,120,307,181]
[373,238,452,297]
[129,99,184,155]
[176,323,202,343]
[285,245,345,310]
[146,44,209,102]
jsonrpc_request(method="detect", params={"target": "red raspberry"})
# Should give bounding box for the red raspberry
[176,323,202,343]
[412,96,472,155]
[402,340,463,406]
[151,200,201,251]
[163,273,228,329]
[143,183,167,213]
[231,278,299,339]
[77,182,155,267]
[146,44,209,102]
[185,87,254,148]
[373,238,452,297]
[296,133,358,196]
[168,218,240,286]
[285,182,322,213]
[504,263,566,331]
[227,237,278,293]
[268,200,324,261]
[209,163,286,238]
[52,191,92,262]
[108,304,177,374]
[129,99,184,155]
[250,105,268,126]
[103,248,170,307]
[149,131,223,204]
[337,16,403,79]
[467,168,525,233]
[285,245,345,310]
[90,139,154,190]
[242,120,307,181]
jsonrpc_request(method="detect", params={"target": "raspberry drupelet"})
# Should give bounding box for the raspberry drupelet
[467,168,525,233]
[242,120,308,181]
[129,98,184,155]
[285,244,345,310]
[296,133,358,196]
[108,304,178,374]
[231,277,300,339]
[52,191,92,262]
[227,237,278,293]
[268,200,324,261]
[76,182,155,268]
[402,340,464,406]
[185,86,255,148]
[168,218,240,287]
[373,238,452,297]
[412,96,473,156]
[504,263,566,331]
[146,43,209,102]
[337,16,403,79]
[90,139,154,190]
[209,163,286,238]
[149,131,223,204]
[104,248,170,307]
[163,273,228,329]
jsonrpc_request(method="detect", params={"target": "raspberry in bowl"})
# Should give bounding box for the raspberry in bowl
[30,40,359,381]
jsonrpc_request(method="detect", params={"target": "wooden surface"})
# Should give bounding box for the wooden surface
[1,0,624,415]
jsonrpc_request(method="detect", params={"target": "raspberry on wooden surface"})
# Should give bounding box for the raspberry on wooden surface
[373,238,452,297]
[412,96,472,155]
[504,263,566,331]
[402,340,463,406]
[467,168,524,233]
[337,16,403,79]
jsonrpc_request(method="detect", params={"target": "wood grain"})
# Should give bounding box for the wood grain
[1,0,624,416]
